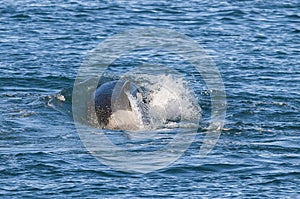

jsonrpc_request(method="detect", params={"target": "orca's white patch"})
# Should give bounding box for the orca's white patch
[107,110,142,130]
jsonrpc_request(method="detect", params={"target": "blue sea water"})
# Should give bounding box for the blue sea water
[0,0,299,198]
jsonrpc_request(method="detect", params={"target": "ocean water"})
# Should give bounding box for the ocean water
[1,0,299,198]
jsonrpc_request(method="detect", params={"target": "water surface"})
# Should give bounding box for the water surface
[0,0,299,198]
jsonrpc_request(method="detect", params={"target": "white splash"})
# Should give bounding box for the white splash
[122,74,201,130]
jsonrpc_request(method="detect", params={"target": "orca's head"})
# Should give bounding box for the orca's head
[93,80,147,130]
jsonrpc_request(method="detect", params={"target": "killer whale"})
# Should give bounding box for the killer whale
[92,80,150,130]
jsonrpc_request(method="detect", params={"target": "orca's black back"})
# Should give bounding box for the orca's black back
[94,81,117,127]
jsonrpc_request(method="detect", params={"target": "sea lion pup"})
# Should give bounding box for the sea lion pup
[92,80,150,130]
